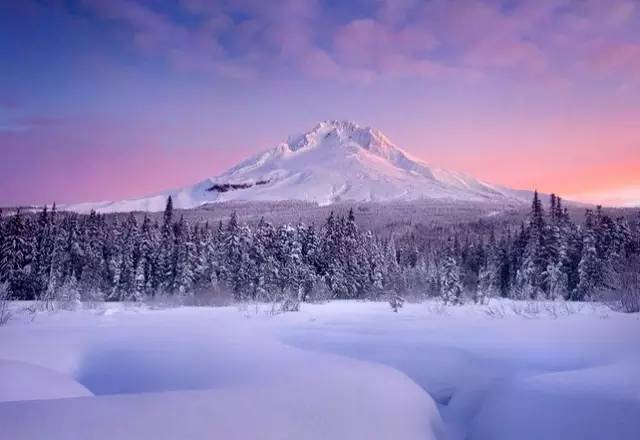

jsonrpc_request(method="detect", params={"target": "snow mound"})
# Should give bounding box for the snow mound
[0,306,443,439]
[65,120,532,212]
[469,361,640,440]
[0,359,93,402]
[0,375,442,440]
[2,301,638,439]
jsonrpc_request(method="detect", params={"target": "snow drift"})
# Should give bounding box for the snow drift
[67,120,532,213]
[0,306,443,440]
[0,359,92,403]
[1,301,638,439]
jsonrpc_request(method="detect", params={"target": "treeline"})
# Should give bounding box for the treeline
[0,197,399,305]
[0,193,639,308]
[427,192,640,305]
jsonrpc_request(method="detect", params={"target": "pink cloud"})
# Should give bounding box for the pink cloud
[57,0,640,84]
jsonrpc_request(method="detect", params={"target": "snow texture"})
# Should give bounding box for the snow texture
[0,300,638,440]
[0,359,92,403]
[0,305,442,440]
[66,120,532,213]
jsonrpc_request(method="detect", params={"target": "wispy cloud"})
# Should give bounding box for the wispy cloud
[63,0,640,83]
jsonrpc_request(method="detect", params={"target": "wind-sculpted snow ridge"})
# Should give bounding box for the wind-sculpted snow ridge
[0,301,639,439]
[0,359,93,402]
[66,120,532,213]
[274,300,640,440]
[0,306,443,440]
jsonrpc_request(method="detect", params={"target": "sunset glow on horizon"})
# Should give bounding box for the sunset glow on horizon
[1,0,639,207]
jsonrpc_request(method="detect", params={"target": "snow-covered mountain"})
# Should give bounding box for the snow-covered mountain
[68,120,532,213]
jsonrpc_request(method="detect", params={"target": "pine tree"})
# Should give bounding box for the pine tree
[633,211,640,255]
[440,252,464,305]
[364,231,385,298]
[31,206,54,299]
[384,235,401,293]
[320,212,349,298]
[476,232,498,304]
[139,216,158,295]
[1,210,34,299]
[344,209,367,298]
[59,274,81,309]
[517,191,548,299]
[172,217,195,296]
[545,260,568,301]
[157,198,176,294]
[132,258,146,301]
[438,238,464,305]
[574,212,601,301]
[115,213,142,301]
[542,194,568,299]
[0,209,4,281]
[45,214,68,307]
[79,210,105,301]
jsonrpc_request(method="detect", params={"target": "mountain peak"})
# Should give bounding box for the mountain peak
[287,120,391,154]
[314,119,363,131]
[66,121,532,212]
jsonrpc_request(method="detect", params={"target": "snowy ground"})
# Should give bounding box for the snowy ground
[0,300,638,439]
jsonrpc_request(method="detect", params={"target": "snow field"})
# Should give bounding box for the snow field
[0,299,638,439]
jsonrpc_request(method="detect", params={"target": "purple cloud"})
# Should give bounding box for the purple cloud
[55,0,640,83]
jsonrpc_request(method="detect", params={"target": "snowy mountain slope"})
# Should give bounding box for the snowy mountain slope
[68,120,532,213]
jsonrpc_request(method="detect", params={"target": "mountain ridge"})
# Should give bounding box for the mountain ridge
[67,120,533,213]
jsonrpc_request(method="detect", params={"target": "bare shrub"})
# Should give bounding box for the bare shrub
[484,299,579,320]
[599,257,640,314]
[484,303,507,319]
[388,293,406,312]
[269,288,302,315]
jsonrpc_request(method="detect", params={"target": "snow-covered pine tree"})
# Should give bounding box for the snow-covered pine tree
[424,251,441,297]
[300,223,320,274]
[234,225,255,300]
[384,235,401,293]
[476,231,498,304]
[517,191,548,299]
[296,223,317,301]
[219,212,241,288]
[541,194,568,299]
[157,197,176,294]
[30,206,54,299]
[0,210,34,299]
[79,210,104,302]
[106,217,123,301]
[281,226,306,308]
[440,242,464,305]
[613,216,633,260]
[633,211,640,255]
[191,224,207,291]
[363,231,384,298]
[320,212,349,298]
[132,258,146,301]
[116,213,142,301]
[202,223,221,291]
[545,260,568,301]
[172,216,196,296]
[574,211,601,301]
[139,215,158,296]
[45,213,68,308]
[0,209,4,283]
[58,273,81,310]
[344,209,368,298]
[64,215,84,287]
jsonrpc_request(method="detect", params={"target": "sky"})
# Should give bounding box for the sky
[1,0,639,207]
